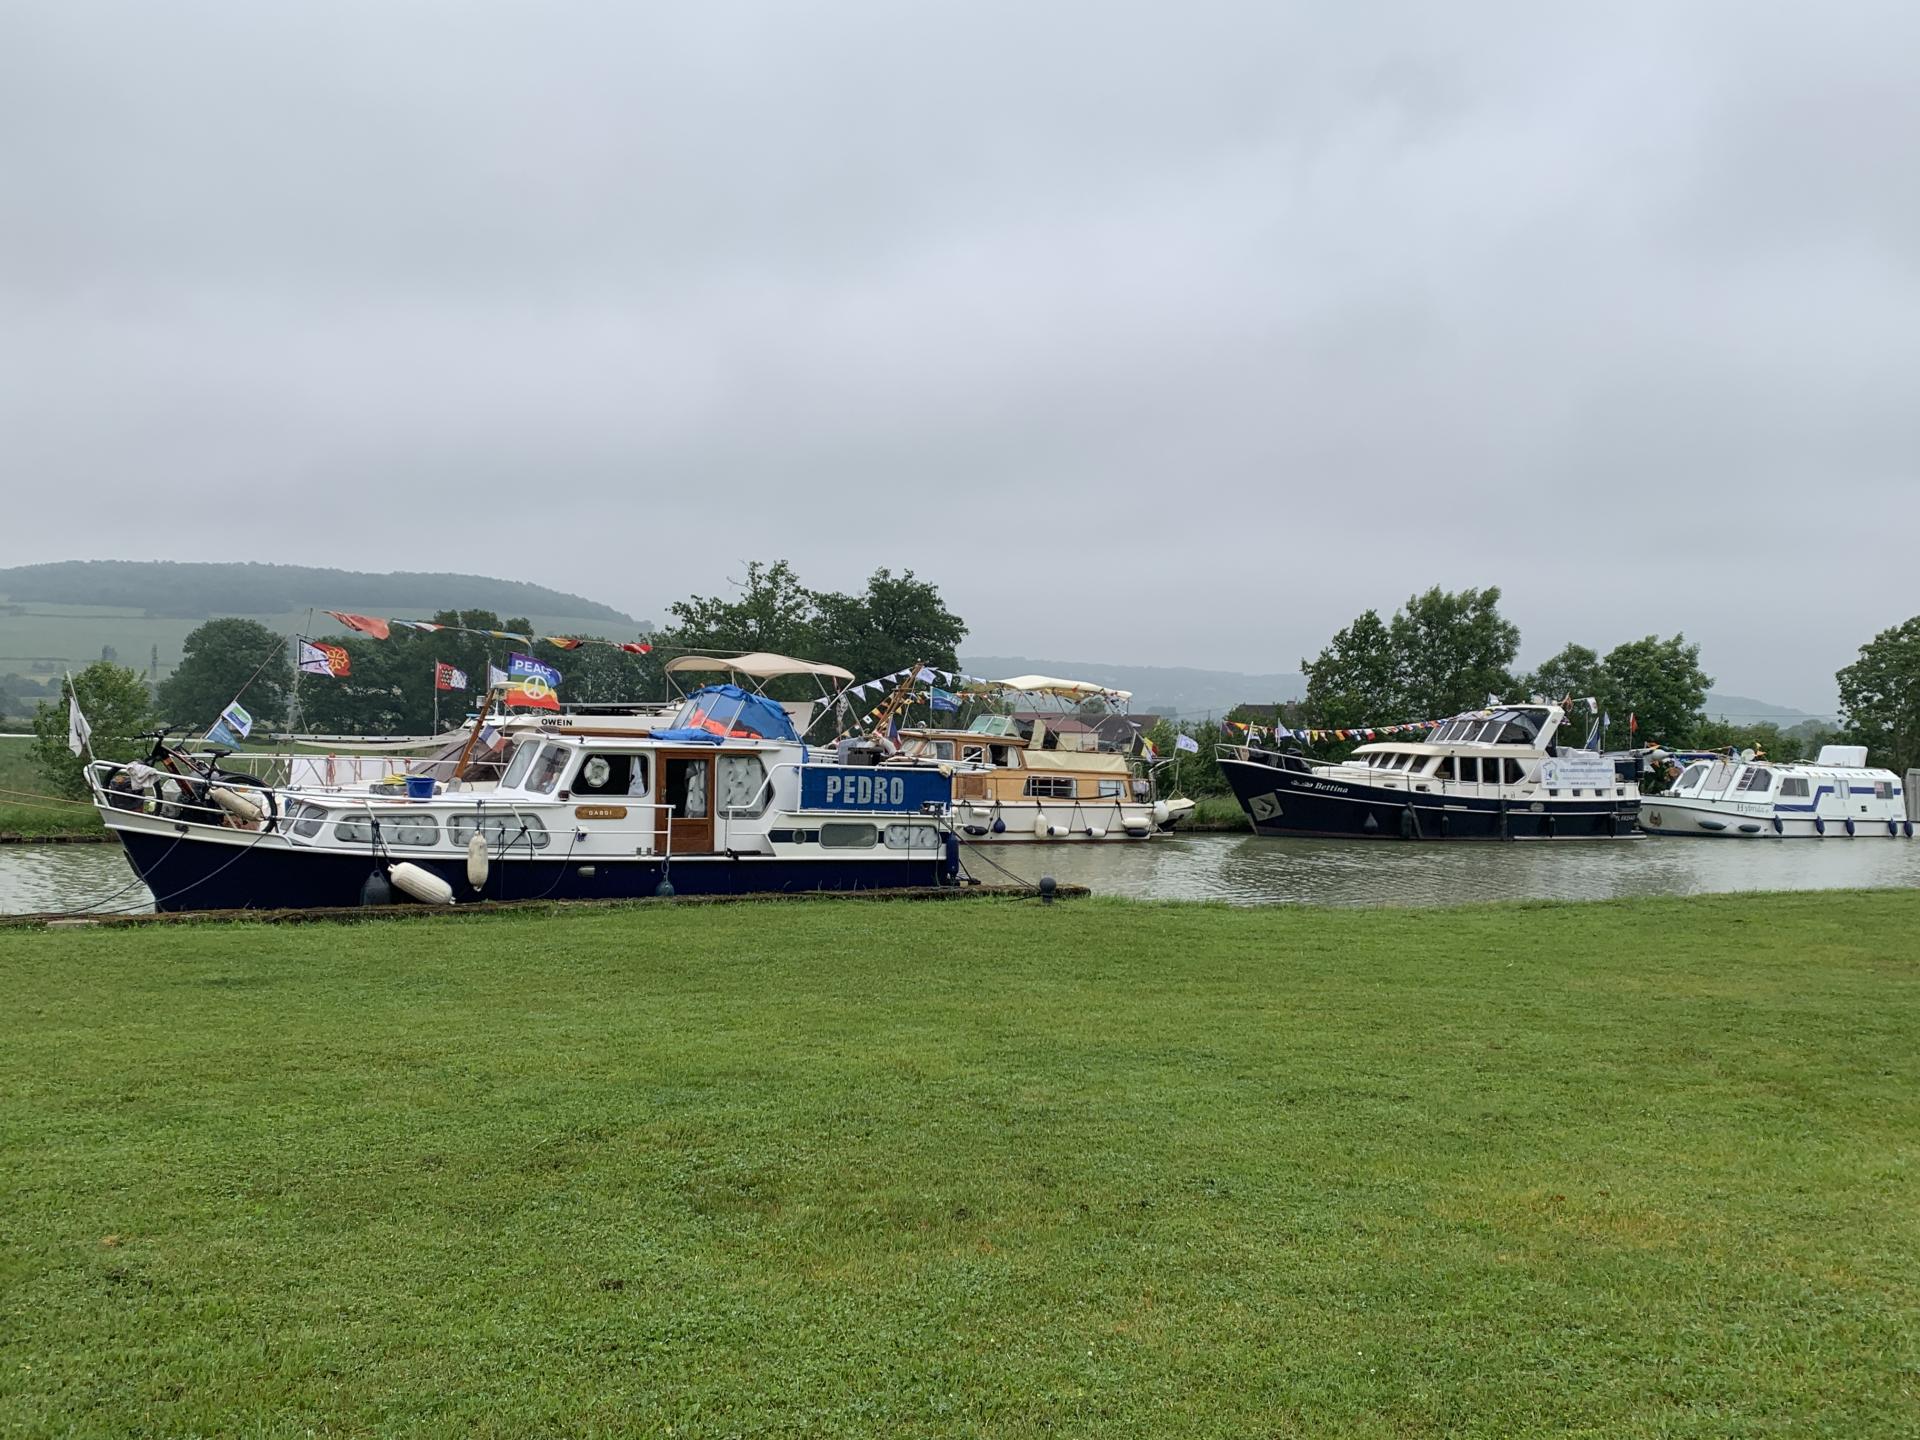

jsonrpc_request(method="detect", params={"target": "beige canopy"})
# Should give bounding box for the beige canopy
[664,651,855,683]
[995,674,1132,702]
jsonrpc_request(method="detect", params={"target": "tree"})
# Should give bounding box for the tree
[810,568,966,682]
[1837,615,1920,774]
[31,662,154,798]
[665,561,818,659]
[1300,586,1520,734]
[1519,643,1609,709]
[1601,634,1711,749]
[1691,719,1807,763]
[298,609,547,734]
[1300,608,1400,730]
[1388,585,1520,720]
[157,618,293,729]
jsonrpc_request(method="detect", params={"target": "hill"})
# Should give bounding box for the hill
[960,655,1823,727]
[0,563,646,701]
[960,655,1306,719]
[0,561,632,623]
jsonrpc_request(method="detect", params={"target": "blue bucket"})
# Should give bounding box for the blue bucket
[405,774,436,800]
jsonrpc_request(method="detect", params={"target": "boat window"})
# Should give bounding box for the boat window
[1097,778,1125,798]
[528,744,570,795]
[927,740,955,760]
[1737,768,1774,793]
[500,741,538,790]
[1473,721,1501,743]
[446,810,552,850]
[290,803,327,839]
[334,813,376,845]
[1025,775,1076,799]
[990,747,1012,766]
[1874,780,1894,800]
[819,821,876,848]
[883,822,940,849]
[1778,776,1810,798]
[572,753,649,797]
[1503,758,1526,784]
[391,813,439,847]
[1497,713,1542,744]
[962,745,987,764]
[1677,764,1709,791]
[1434,757,1455,781]
[718,754,770,817]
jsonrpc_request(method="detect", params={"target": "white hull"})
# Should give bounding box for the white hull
[949,796,1193,842]
[1642,796,1914,839]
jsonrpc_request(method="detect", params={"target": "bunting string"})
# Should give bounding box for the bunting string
[323,611,654,653]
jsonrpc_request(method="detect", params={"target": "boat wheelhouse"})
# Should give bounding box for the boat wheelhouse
[1218,703,1640,841]
[886,674,1194,841]
[91,682,959,912]
[1642,745,1917,839]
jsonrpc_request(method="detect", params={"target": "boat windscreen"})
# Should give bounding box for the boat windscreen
[653,684,799,743]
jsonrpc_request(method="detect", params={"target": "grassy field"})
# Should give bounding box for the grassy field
[2,893,1916,1436]
[0,740,104,839]
[1185,793,1248,830]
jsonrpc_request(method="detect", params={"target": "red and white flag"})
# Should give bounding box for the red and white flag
[434,662,469,691]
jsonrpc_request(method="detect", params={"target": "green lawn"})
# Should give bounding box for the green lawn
[0,741,104,839]
[2,894,1917,1436]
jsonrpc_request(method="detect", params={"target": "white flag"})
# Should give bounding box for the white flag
[66,679,92,757]
[487,663,509,690]
[1174,733,1200,754]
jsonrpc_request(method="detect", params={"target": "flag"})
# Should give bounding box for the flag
[544,637,584,650]
[1274,724,1293,740]
[487,663,509,690]
[396,620,443,633]
[1174,733,1200,754]
[207,701,253,748]
[325,611,391,640]
[505,653,562,710]
[619,642,653,655]
[297,640,351,677]
[1586,696,1599,715]
[915,667,936,683]
[66,678,91,757]
[434,662,469,691]
[929,687,959,712]
[1629,713,1638,736]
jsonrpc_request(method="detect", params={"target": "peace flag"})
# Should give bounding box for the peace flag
[297,640,351,677]
[505,653,562,710]
[325,611,390,641]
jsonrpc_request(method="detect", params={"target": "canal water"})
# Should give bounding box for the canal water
[4,833,1918,916]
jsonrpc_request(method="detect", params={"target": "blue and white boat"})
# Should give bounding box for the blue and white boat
[1641,746,1917,839]
[89,679,961,912]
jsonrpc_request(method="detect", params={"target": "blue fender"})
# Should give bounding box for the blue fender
[1815,816,1826,835]
[1845,817,1856,836]
[1771,815,1784,834]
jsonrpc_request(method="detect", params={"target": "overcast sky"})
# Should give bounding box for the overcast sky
[4,3,1916,711]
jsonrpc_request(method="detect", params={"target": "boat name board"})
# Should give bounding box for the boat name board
[802,766,950,813]
[575,805,627,820]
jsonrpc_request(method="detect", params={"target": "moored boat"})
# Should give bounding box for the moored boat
[1641,746,1917,838]
[1218,703,1640,841]
[89,682,960,912]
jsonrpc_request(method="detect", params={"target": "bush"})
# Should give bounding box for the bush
[30,663,154,799]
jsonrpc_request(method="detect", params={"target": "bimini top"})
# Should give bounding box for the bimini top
[664,652,855,683]
[652,684,800,744]
[995,674,1132,702]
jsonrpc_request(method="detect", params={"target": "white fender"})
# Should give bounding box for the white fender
[1084,826,1106,840]
[1032,812,1053,838]
[466,833,490,890]
[209,787,263,823]
[390,862,455,905]
[1151,800,1171,826]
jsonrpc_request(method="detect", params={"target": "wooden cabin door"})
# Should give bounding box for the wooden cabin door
[658,753,715,855]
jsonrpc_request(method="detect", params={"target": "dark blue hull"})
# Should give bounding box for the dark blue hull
[118,831,945,913]
[1220,754,1639,841]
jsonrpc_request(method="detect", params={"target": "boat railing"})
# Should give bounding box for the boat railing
[1219,743,1635,805]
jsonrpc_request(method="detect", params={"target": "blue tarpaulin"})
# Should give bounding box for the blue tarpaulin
[651,684,799,744]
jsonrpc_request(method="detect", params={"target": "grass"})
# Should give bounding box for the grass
[0,741,104,840]
[1185,793,1249,829]
[2,892,1917,1436]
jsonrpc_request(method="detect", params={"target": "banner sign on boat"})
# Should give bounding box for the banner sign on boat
[801,766,950,813]
[1539,755,1617,789]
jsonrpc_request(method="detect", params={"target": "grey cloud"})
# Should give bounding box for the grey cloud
[4,1,1916,710]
